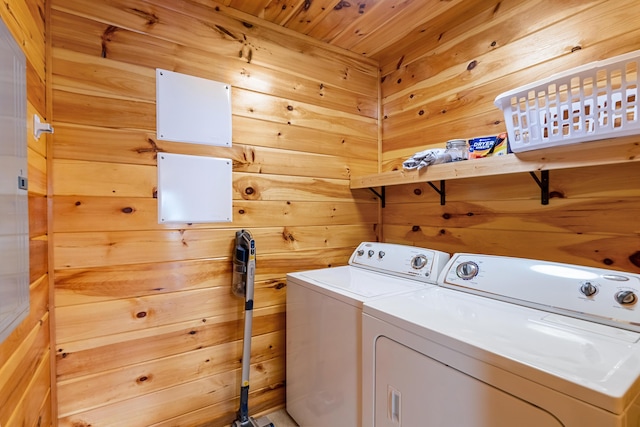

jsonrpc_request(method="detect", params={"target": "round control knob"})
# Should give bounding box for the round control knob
[411,254,428,270]
[357,249,364,256]
[615,290,637,306]
[579,281,597,297]
[367,250,374,258]
[456,261,479,280]
[378,251,385,259]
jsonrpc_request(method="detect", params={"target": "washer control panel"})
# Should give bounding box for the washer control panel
[349,242,450,284]
[440,253,640,332]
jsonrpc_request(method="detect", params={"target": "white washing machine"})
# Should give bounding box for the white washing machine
[363,253,640,426]
[286,242,450,427]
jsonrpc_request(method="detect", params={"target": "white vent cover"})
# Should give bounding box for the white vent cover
[157,153,232,223]
[156,68,232,147]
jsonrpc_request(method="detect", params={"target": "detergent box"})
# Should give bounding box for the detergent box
[468,132,511,159]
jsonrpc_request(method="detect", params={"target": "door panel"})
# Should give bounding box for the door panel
[374,336,564,427]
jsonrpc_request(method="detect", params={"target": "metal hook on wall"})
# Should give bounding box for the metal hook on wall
[33,114,54,139]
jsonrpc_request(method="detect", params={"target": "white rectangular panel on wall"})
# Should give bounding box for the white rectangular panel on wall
[156,69,232,147]
[157,153,232,223]
[0,16,29,344]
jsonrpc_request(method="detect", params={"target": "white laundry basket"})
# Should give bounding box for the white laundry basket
[494,50,640,152]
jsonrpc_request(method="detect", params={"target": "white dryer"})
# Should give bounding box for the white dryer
[286,242,449,427]
[363,253,640,426]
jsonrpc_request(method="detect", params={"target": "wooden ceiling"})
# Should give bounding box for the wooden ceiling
[221,0,468,61]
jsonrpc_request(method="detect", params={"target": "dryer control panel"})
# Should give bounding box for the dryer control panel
[349,242,450,284]
[439,253,640,332]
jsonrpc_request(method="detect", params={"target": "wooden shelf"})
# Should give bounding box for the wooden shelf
[350,137,640,190]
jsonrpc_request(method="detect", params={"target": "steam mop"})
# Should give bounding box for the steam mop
[231,230,275,427]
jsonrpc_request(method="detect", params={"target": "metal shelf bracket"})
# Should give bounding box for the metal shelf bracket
[369,186,386,208]
[529,170,549,205]
[427,180,446,205]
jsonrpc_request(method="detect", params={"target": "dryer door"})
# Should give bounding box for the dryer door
[375,337,564,427]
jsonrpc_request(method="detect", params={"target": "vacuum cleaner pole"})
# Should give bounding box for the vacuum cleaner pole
[232,230,274,427]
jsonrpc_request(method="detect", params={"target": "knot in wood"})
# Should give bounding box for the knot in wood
[467,60,478,71]
[136,311,147,318]
[411,225,421,232]
[245,187,255,195]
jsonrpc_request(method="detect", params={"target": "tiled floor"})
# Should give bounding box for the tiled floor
[263,408,299,426]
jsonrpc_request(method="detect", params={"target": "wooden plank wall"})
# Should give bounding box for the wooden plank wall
[0,0,52,426]
[378,0,640,272]
[49,0,378,425]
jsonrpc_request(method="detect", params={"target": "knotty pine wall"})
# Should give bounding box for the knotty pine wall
[4,0,640,426]
[0,0,51,426]
[50,0,377,426]
[377,0,640,272]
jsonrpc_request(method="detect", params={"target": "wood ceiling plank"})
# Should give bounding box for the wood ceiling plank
[265,0,308,26]
[326,0,408,52]
[306,0,376,44]
[226,0,274,17]
[283,0,340,35]
[342,0,464,57]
